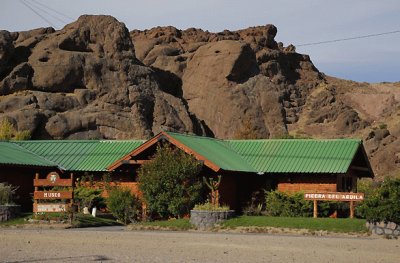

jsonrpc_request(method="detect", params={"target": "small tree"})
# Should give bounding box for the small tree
[74,174,105,212]
[107,187,141,224]
[138,144,203,219]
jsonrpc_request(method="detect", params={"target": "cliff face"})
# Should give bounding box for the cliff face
[0,15,205,140]
[0,15,399,178]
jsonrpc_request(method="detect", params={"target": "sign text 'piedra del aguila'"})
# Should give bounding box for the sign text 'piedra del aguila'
[304,192,364,202]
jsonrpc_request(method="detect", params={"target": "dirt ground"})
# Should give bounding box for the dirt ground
[1,227,399,263]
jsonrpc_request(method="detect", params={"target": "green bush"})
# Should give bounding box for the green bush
[107,187,141,225]
[265,190,313,217]
[193,202,230,211]
[138,144,203,219]
[0,183,18,205]
[356,177,400,224]
[264,190,337,217]
[74,175,105,211]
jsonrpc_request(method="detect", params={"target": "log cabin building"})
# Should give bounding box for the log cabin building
[0,132,373,211]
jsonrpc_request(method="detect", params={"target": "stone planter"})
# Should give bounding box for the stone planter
[0,205,21,222]
[190,210,235,230]
[366,221,400,238]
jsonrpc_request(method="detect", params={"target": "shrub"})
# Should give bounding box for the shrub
[138,144,203,219]
[0,183,18,205]
[264,190,336,217]
[0,119,30,140]
[265,190,313,217]
[356,177,400,224]
[107,187,141,224]
[378,123,387,130]
[193,202,230,211]
[74,175,105,211]
[243,190,265,216]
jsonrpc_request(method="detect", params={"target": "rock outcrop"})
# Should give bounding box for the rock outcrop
[0,15,204,139]
[131,24,323,138]
[0,15,399,177]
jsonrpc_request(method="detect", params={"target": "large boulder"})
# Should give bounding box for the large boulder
[0,15,204,139]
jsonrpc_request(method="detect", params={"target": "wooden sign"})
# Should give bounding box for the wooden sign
[34,191,73,200]
[34,172,73,187]
[304,192,364,202]
[304,192,365,219]
[33,203,69,213]
[33,172,74,215]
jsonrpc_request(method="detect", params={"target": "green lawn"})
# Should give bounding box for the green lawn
[0,213,32,226]
[2,214,367,233]
[222,216,367,233]
[0,212,120,228]
[72,214,121,228]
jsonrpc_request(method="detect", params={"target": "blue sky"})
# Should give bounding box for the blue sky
[1,0,399,83]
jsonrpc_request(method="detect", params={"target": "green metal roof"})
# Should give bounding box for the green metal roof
[15,140,144,171]
[0,142,56,167]
[227,139,362,173]
[75,141,145,171]
[166,132,257,172]
[1,133,366,175]
[165,132,363,174]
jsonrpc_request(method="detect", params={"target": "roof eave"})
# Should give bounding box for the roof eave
[107,132,222,172]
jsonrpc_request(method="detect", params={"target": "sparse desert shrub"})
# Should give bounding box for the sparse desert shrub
[0,119,30,140]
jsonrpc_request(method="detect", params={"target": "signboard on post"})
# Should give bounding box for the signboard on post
[304,192,364,202]
[33,172,74,214]
[33,203,69,213]
[34,191,73,200]
[304,192,364,218]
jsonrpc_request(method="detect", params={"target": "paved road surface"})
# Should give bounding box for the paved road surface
[1,227,399,262]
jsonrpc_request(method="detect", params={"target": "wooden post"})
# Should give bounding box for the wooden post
[34,173,39,218]
[313,200,318,218]
[350,201,354,219]
[70,173,74,223]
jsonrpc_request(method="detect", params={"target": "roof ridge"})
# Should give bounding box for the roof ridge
[220,140,261,172]
[16,139,147,143]
[226,138,362,142]
[165,131,227,142]
[99,140,146,143]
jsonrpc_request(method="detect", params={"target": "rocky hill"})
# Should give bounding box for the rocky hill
[0,15,399,178]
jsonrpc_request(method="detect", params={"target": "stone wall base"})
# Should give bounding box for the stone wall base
[0,205,21,222]
[190,210,235,230]
[366,221,400,238]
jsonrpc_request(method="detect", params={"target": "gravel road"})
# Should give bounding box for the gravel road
[1,227,399,262]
